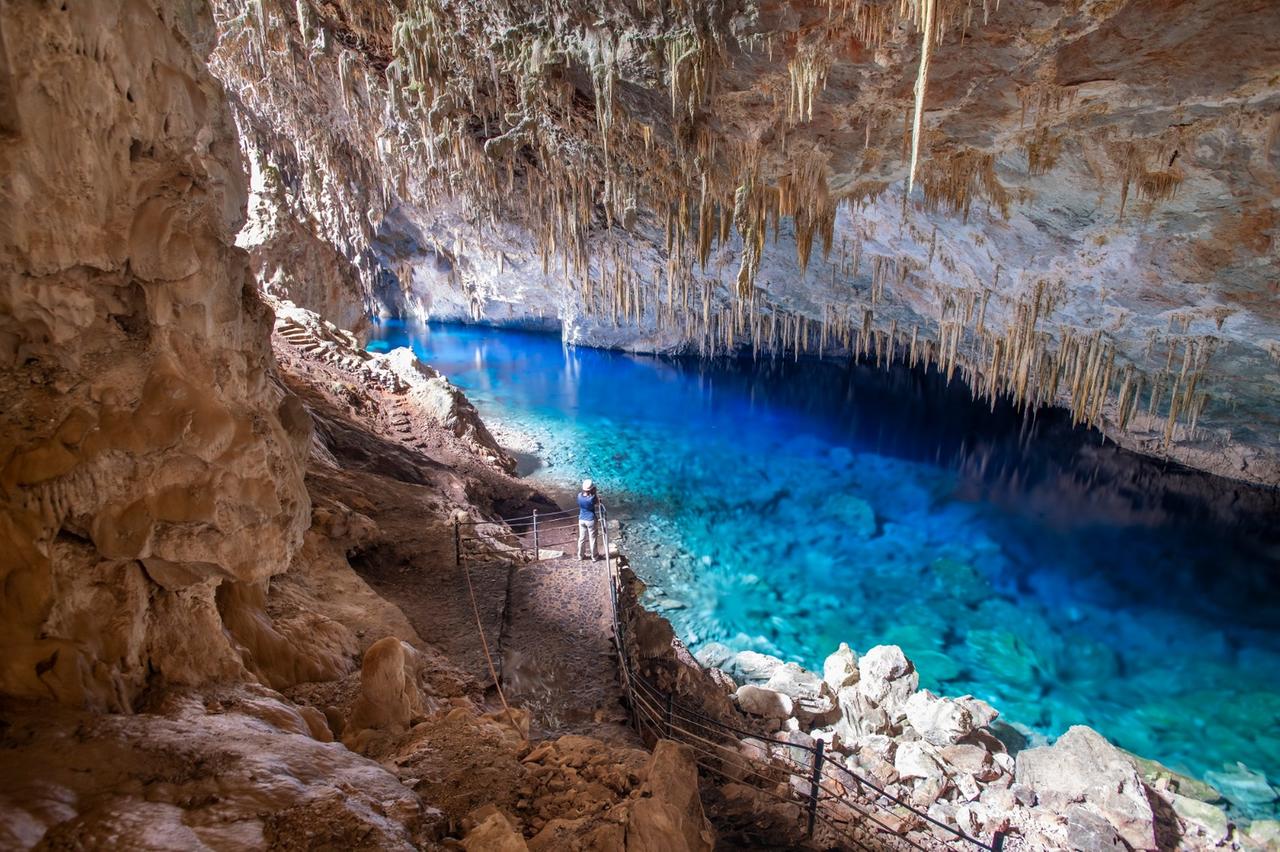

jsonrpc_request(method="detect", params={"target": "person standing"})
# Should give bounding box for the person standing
[577,479,602,561]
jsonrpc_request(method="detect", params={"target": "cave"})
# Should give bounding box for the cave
[1,1,1277,850]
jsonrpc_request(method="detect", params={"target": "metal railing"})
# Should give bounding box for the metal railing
[453,508,589,564]
[453,504,1007,851]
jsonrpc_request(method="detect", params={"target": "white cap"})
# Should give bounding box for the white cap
[582,479,594,491]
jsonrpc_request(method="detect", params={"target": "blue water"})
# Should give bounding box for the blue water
[369,320,1280,810]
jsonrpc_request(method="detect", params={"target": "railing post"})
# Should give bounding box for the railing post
[532,510,539,561]
[453,517,461,568]
[807,738,825,838]
[665,692,673,740]
[992,830,1006,852]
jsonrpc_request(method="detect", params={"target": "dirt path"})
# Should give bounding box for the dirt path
[499,552,637,743]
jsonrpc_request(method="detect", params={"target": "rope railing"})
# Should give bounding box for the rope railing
[452,501,1006,852]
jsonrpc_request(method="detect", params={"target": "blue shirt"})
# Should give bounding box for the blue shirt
[577,492,598,522]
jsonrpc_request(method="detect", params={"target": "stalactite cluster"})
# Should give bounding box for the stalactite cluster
[210,0,1255,461]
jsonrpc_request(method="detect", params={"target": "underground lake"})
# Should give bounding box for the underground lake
[369,319,1280,818]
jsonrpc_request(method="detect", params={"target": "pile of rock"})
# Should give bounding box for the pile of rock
[459,738,715,851]
[689,640,1246,850]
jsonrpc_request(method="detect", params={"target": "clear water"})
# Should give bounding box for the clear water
[368,320,1280,810]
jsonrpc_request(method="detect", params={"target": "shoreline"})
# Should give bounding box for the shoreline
[477,403,1277,843]
[374,317,1280,492]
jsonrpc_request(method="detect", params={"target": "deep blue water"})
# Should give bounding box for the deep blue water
[369,320,1280,811]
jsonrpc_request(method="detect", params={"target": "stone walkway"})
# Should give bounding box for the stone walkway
[497,522,638,744]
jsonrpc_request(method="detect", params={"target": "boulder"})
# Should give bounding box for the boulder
[954,772,982,803]
[894,741,943,782]
[765,663,839,726]
[856,748,900,785]
[463,810,528,851]
[903,690,974,746]
[822,642,859,690]
[627,740,714,852]
[856,645,918,721]
[723,650,786,685]
[1065,805,1127,852]
[938,743,997,780]
[735,685,793,720]
[828,493,878,538]
[1015,726,1157,850]
[835,685,891,739]
[344,638,426,738]
[955,696,999,730]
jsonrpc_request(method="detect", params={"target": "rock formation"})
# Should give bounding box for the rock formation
[1,0,310,711]
[206,0,1280,484]
[644,603,1259,850]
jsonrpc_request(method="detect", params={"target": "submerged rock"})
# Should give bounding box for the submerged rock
[827,494,878,539]
[1203,762,1277,815]
[723,650,786,686]
[693,642,734,670]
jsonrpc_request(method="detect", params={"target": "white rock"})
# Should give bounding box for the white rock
[1170,794,1229,844]
[979,786,1017,813]
[955,695,999,729]
[1065,805,1127,852]
[822,642,859,690]
[835,684,891,739]
[735,684,793,719]
[955,803,986,836]
[894,741,943,781]
[1015,726,1157,851]
[904,690,974,747]
[856,645,918,721]
[725,650,786,685]
[765,663,838,726]
[938,743,995,778]
[955,772,982,803]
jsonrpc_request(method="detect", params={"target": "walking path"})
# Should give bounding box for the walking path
[499,552,637,743]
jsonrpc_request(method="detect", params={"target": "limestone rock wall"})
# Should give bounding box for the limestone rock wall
[238,148,372,341]
[206,0,1280,484]
[0,1,310,709]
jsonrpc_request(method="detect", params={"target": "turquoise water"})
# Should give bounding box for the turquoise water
[369,320,1280,812]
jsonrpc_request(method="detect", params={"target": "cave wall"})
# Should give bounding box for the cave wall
[207,0,1279,484]
[0,0,310,710]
